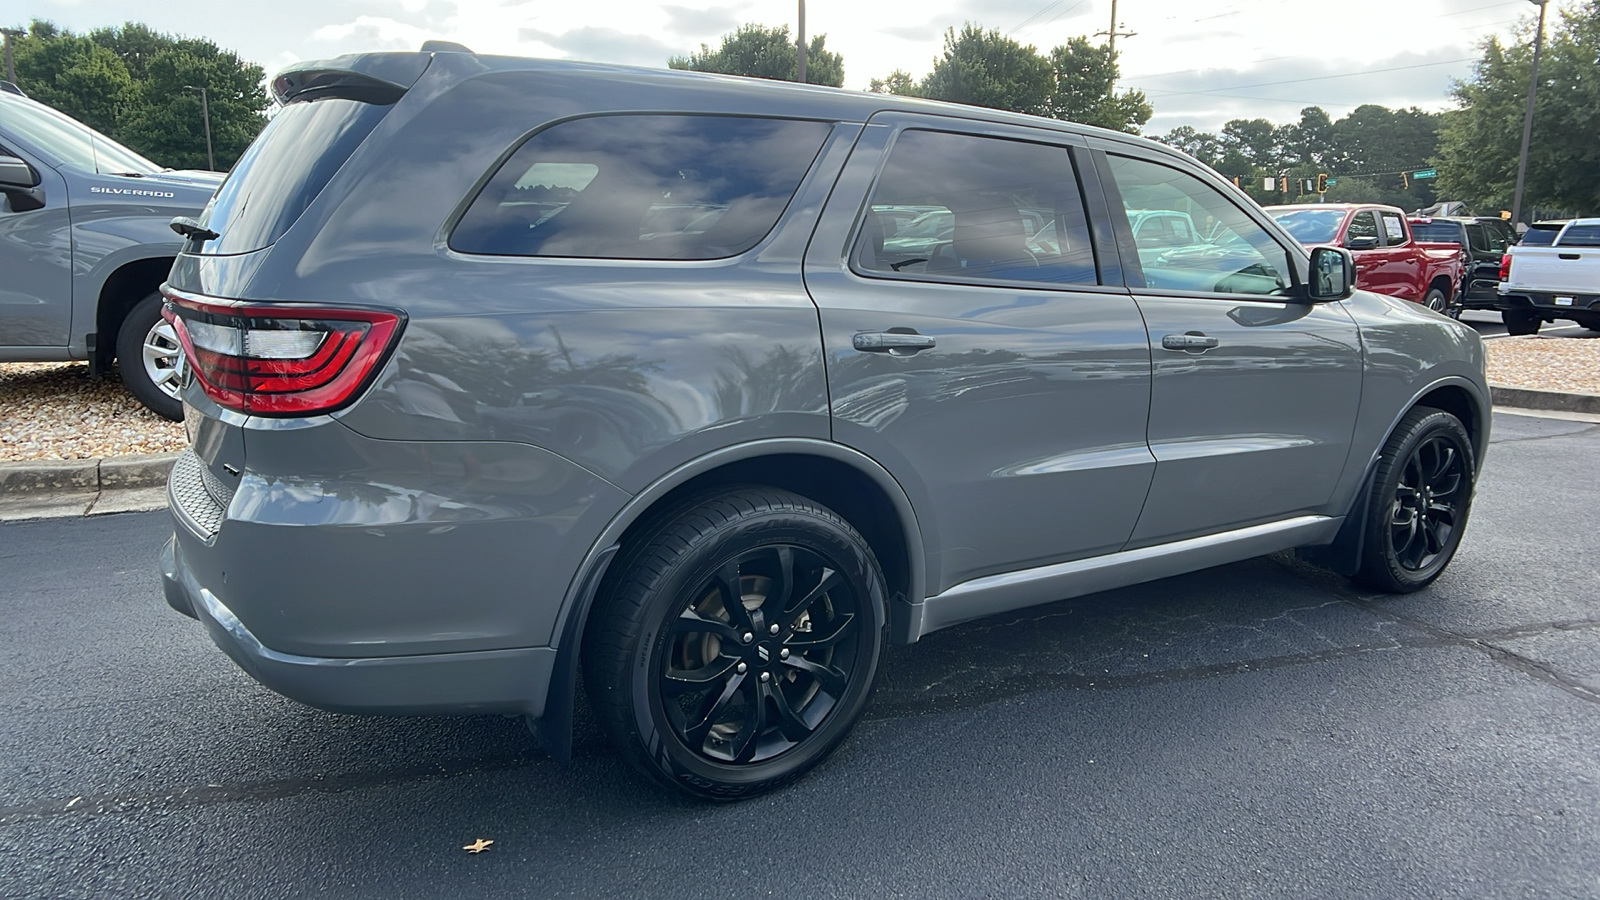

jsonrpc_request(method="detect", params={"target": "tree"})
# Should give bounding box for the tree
[1156,126,1221,168]
[875,25,1151,133]
[6,19,267,170]
[1437,1,1600,216]
[1044,37,1149,133]
[669,23,844,86]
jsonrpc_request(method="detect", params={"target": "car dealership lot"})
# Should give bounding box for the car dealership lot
[2,409,1597,899]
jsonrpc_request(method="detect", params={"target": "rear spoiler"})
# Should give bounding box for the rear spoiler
[272,52,436,105]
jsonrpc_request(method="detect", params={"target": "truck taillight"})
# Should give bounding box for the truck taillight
[1498,253,1512,281]
[160,286,404,416]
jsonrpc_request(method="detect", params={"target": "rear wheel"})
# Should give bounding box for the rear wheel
[115,292,184,421]
[584,487,886,800]
[1572,314,1600,333]
[1501,310,1541,336]
[1423,288,1448,314]
[1354,408,1476,593]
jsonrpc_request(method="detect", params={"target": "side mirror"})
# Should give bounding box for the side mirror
[0,155,39,188]
[1307,246,1354,302]
[0,155,45,212]
[1346,235,1379,251]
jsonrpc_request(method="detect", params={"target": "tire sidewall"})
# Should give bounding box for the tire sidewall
[116,292,184,421]
[624,508,886,799]
[1366,411,1476,590]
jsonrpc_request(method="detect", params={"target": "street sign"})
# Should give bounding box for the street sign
[1413,169,1438,179]
[1326,178,1338,187]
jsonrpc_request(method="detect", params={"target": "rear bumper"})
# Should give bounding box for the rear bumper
[1495,290,1600,315]
[162,535,557,716]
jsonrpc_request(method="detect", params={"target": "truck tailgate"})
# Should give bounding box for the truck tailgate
[1506,247,1598,294]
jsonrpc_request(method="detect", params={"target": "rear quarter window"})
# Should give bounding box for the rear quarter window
[451,115,832,260]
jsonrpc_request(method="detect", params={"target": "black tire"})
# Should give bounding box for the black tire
[1572,314,1600,333]
[583,487,886,800]
[115,292,184,421]
[1501,310,1541,336]
[1353,408,1476,593]
[1423,288,1448,314]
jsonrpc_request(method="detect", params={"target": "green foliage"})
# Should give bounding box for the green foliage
[1438,1,1600,216]
[871,24,1149,133]
[669,23,844,87]
[1154,104,1444,208]
[5,18,267,170]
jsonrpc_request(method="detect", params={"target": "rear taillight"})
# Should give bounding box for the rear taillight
[1499,253,1512,281]
[161,287,403,416]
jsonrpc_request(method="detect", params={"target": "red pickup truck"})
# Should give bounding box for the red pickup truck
[1265,203,1466,312]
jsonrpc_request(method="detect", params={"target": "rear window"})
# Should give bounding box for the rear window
[1556,224,1600,247]
[1411,221,1463,244]
[451,115,831,260]
[196,98,391,255]
[1268,208,1344,245]
[1520,225,1562,246]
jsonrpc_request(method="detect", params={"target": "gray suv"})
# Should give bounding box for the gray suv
[0,91,221,419]
[160,48,1490,799]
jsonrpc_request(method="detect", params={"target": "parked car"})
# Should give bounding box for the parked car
[0,90,221,419]
[1497,217,1600,334]
[1265,203,1465,313]
[160,47,1491,800]
[1408,215,1517,313]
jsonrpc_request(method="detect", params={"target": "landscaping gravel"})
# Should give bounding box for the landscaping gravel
[1,363,186,462]
[2,331,1597,462]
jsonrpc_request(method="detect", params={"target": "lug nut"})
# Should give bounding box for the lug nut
[759,671,771,683]
[741,632,753,643]
[769,623,780,634]
[780,648,790,659]
[736,662,747,674]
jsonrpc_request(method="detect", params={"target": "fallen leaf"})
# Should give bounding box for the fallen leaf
[463,838,494,854]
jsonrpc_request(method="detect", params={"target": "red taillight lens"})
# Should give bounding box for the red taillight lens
[1498,253,1512,281]
[161,286,404,416]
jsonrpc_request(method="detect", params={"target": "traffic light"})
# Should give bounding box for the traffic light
[1317,173,1328,193]
[1279,176,1290,193]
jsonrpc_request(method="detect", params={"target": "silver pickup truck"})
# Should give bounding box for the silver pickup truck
[1496,218,1600,335]
[0,90,222,419]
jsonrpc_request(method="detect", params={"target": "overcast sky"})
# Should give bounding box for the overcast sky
[17,0,1550,133]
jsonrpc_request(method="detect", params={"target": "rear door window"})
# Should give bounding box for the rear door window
[451,115,831,260]
[1556,224,1600,247]
[852,128,1097,287]
[197,98,392,255]
[1380,212,1408,245]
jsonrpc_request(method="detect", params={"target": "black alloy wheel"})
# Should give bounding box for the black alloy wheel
[585,487,885,799]
[1355,407,1476,592]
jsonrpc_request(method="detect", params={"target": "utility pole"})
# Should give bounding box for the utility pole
[1096,0,1137,53]
[2,28,22,85]
[1510,0,1549,227]
[184,85,215,172]
[795,0,807,84]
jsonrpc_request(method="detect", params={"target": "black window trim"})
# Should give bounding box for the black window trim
[444,110,839,264]
[1090,143,1306,301]
[842,121,1121,295]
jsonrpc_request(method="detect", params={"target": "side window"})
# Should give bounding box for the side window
[1346,212,1379,245]
[452,115,832,260]
[1380,212,1408,245]
[853,129,1096,287]
[1556,224,1600,247]
[1105,153,1291,297]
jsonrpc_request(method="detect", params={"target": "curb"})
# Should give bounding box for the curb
[0,452,179,496]
[1490,385,1600,416]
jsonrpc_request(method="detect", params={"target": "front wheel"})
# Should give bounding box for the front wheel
[584,487,886,800]
[115,292,185,421]
[1354,408,1476,593]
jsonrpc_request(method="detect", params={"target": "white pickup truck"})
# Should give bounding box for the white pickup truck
[1496,218,1600,335]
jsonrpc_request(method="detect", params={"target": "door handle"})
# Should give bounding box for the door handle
[1161,332,1219,352]
[853,331,936,355]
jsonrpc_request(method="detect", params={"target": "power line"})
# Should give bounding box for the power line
[1142,56,1476,98]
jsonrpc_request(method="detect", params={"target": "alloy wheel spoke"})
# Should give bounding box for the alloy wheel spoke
[782,653,849,695]
[783,612,857,650]
[729,679,767,763]
[671,607,742,644]
[712,561,755,634]
[769,682,814,743]
[780,567,842,630]
[684,669,747,748]
[663,654,740,694]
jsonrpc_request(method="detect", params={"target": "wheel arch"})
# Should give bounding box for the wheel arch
[1428,274,1455,301]
[532,438,927,763]
[1302,375,1488,576]
[91,256,175,374]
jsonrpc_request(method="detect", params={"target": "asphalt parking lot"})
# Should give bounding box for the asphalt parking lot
[2,410,1597,899]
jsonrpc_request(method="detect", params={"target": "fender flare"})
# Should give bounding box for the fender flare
[531,437,927,763]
